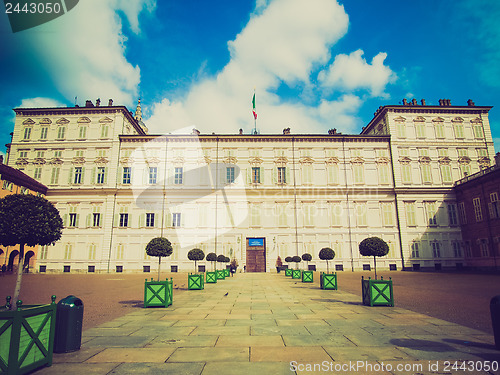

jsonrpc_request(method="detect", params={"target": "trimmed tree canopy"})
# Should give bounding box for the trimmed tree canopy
[206,252,217,262]
[146,237,173,258]
[302,253,312,262]
[359,237,389,257]
[187,248,205,261]
[217,254,226,263]
[0,194,63,248]
[319,247,335,261]
[292,255,301,263]
[285,256,293,263]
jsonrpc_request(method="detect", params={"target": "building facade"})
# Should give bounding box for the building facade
[453,155,500,270]
[6,98,496,273]
[0,160,48,272]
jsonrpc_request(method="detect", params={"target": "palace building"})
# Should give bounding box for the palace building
[4,98,496,273]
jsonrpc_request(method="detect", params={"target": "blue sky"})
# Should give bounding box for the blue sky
[0,0,499,154]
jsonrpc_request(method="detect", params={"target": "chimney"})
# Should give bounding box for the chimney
[108,99,113,106]
[421,99,426,106]
[439,99,444,106]
[495,152,500,167]
[446,99,451,106]
[467,99,475,106]
[96,98,101,107]
[402,98,408,105]
[85,100,94,107]
[239,128,243,135]
[411,98,417,105]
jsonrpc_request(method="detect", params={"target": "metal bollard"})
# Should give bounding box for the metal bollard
[491,295,500,350]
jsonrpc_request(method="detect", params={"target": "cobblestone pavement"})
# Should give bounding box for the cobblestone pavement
[30,272,499,375]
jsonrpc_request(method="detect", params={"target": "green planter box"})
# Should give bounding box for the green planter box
[144,279,173,308]
[206,271,217,283]
[301,270,313,283]
[188,274,204,290]
[361,276,394,307]
[0,296,57,375]
[291,269,302,279]
[224,268,230,278]
[216,270,225,280]
[320,273,338,290]
[285,268,292,277]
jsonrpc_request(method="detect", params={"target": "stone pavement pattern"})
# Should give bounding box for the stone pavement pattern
[37,273,500,375]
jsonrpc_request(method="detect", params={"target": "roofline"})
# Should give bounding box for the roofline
[362,104,493,135]
[0,163,48,194]
[13,105,146,135]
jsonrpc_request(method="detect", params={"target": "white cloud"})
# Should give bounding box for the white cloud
[318,49,395,97]
[19,0,155,107]
[18,97,66,108]
[146,0,355,135]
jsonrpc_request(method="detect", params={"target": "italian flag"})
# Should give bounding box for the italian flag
[252,93,257,120]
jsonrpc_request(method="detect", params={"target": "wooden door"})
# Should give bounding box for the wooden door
[246,238,266,272]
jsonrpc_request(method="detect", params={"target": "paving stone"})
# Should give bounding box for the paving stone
[201,361,291,375]
[216,335,284,347]
[36,363,120,374]
[86,348,175,363]
[146,335,218,347]
[84,335,155,348]
[250,346,332,363]
[110,362,204,375]
[168,347,249,362]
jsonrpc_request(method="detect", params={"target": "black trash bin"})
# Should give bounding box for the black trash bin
[54,295,84,353]
[491,295,500,350]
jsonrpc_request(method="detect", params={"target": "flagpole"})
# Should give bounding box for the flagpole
[252,89,257,134]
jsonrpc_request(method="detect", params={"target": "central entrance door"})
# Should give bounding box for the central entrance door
[246,237,266,272]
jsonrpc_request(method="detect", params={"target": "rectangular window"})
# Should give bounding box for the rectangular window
[74,167,82,184]
[480,240,489,257]
[23,127,31,140]
[355,203,367,226]
[251,167,261,184]
[473,124,484,139]
[64,244,72,260]
[382,202,394,226]
[330,202,342,227]
[473,197,483,222]
[425,202,438,226]
[88,244,96,260]
[460,164,471,177]
[454,123,464,138]
[50,167,60,184]
[174,167,183,184]
[119,213,129,227]
[327,164,339,185]
[75,150,84,157]
[452,242,462,258]
[250,205,261,226]
[93,213,101,227]
[447,203,458,226]
[378,164,390,184]
[396,122,406,138]
[34,167,42,180]
[434,123,445,138]
[172,213,181,227]
[415,122,426,138]
[353,164,364,184]
[277,203,288,227]
[411,242,420,258]
[303,204,314,227]
[97,167,105,184]
[146,213,155,227]
[78,126,87,139]
[101,125,109,138]
[69,213,77,227]
[277,167,286,184]
[116,244,124,260]
[123,167,131,184]
[226,167,235,183]
[431,242,441,258]
[458,202,467,224]
[405,202,417,226]
[54,150,62,158]
[421,164,432,184]
[302,165,313,184]
[40,127,48,139]
[149,167,157,184]
[489,192,499,219]
[57,127,65,139]
[40,245,49,260]
[440,164,452,183]
[19,150,28,158]
[401,164,412,184]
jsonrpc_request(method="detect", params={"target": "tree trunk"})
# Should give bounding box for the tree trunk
[11,243,25,310]
[194,260,197,273]
[326,260,329,273]
[157,257,161,281]
[374,256,377,280]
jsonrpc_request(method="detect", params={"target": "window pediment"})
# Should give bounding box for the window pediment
[56,118,70,125]
[399,156,412,164]
[22,118,35,125]
[40,118,52,125]
[299,156,314,165]
[99,117,113,123]
[72,157,86,165]
[325,157,339,165]
[414,116,425,122]
[394,116,406,122]
[418,156,431,164]
[438,156,451,165]
[15,158,29,166]
[94,157,109,165]
[350,157,364,164]
[458,156,471,164]
[249,157,263,165]
[432,117,445,123]
[470,117,483,124]
[77,117,91,123]
[376,157,391,164]
[49,157,63,165]
[33,157,46,165]
[452,117,464,123]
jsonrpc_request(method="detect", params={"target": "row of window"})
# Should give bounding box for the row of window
[395,119,485,140]
[460,192,500,224]
[404,202,459,227]
[410,241,463,259]
[22,124,110,141]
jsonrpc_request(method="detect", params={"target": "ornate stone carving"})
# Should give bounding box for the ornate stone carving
[33,157,46,165]
[458,156,471,164]
[249,157,263,165]
[399,156,412,164]
[94,157,109,165]
[350,156,364,164]
[478,156,490,167]
[224,156,238,164]
[120,157,134,166]
[299,156,314,165]
[56,118,70,125]
[146,157,161,166]
[49,157,63,165]
[376,157,391,164]
[325,157,339,165]
[274,156,288,166]
[418,156,431,164]
[15,158,29,166]
[438,156,451,165]
[39,118,52,125]
[72,157,86,165]
[99,117,113,123]
[22,118,35,125]
[77,116,91,123]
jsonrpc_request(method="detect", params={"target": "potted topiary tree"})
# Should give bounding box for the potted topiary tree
[291,256,302,279]
[205,252,217,283]
[0,194,63,374]
[216,254,226,280]
[284,256,293,276]
[144,237,173,307]
[301,253,313,283]
[187,248,205,290]
[319,247,337,290]
[223,256,231,277]
[359,237,394,306]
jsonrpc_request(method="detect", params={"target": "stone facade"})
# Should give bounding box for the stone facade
[6,99,496,273]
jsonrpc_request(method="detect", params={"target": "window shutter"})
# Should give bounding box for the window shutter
[118,166,123,184]
[272,168,277,184]
[246,168,251,185]
[75,214,80,228]
[86,214,91,228]
[114,214,118,227]
[68,167,74,185]
[285,167,290,185]
[91,167,96,185]
[81,167,85,184]
[63,214,68,227]
[165,211,172,227]
[103,167,108,184]
[260,167,264,184]
[139,214,144,228]
[127,214,131,227]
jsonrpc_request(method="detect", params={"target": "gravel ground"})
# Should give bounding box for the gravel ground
[1,269,499,334]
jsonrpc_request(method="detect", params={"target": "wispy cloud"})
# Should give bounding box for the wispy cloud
[145,0,395,135]
[17,97,66,109]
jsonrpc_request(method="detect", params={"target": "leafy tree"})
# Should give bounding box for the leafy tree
[291,255,301,269]
[0,194,63,309]
[319,247,335,273]
[146,237,173,281]
[359,237,389,280]
[187,248,205,272]
[206,252,217,271]
[302,253,312,269]
[216,254,226,269]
